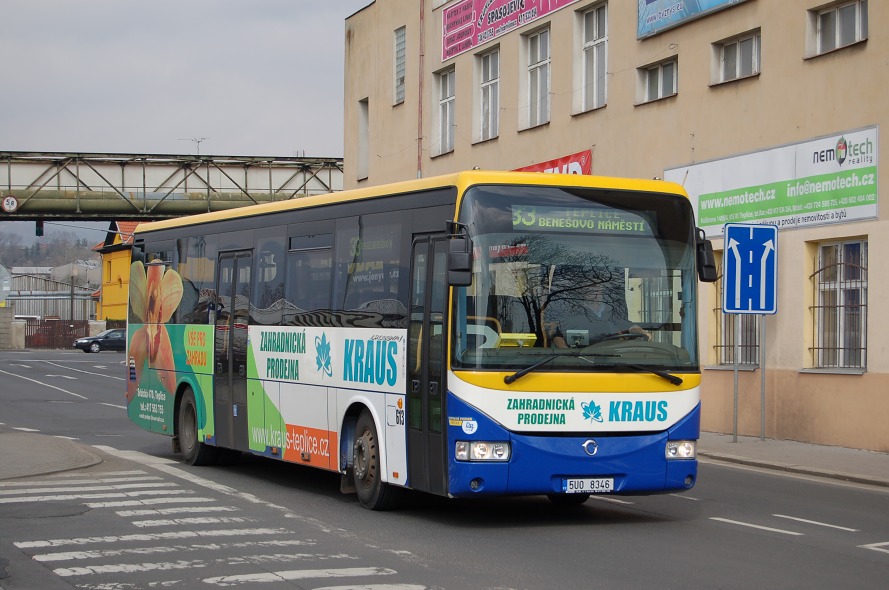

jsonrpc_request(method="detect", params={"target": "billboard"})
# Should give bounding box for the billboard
[442,0,581,61]
[638,0,750,38]
[514,149,592,175]
[664,126,879,237]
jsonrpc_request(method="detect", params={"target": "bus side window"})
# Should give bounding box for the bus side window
[285,232,333,326]
[252,228,286,326]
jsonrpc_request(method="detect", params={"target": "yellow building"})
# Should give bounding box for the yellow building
[344,1,887,451]
[95,222,139,322]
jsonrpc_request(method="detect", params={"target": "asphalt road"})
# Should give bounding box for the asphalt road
[1,349,888,589]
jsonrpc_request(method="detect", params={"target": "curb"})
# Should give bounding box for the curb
[699,450,889,489]
[0,432,104,481]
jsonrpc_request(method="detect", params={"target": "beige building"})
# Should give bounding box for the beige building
[344,0,886,452]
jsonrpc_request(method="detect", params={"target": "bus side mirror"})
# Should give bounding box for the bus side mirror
[448,235,473,286]
[696,228,718,283]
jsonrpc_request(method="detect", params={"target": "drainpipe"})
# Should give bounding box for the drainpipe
[417,1,425,179]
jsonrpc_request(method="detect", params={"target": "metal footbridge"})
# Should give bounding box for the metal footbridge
[0,151,344,221]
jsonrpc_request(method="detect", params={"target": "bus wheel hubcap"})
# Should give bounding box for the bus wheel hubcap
[354,437,369,480]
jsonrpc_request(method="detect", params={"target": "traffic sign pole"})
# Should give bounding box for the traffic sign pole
[722,223,778,444]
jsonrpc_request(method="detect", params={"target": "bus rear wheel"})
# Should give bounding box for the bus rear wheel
[178,387,218,466]
[352,410,400,510]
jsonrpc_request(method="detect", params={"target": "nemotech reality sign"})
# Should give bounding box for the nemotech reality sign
[665,126,878,237]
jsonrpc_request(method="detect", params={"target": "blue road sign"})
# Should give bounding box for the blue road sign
[722,223,778,314]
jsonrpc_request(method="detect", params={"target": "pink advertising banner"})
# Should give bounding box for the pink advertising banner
[442,0,582,61]
[514,149,592,175]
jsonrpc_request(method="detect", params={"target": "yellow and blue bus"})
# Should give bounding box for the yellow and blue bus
[126,170,717,509]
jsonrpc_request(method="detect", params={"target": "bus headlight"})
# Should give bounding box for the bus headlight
[665,440,696,459]
[456,441,510,461]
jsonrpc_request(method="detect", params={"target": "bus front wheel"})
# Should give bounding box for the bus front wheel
[352,410,399,510]
[178,387,218,466]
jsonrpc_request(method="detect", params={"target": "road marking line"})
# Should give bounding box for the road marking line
[0,482,178,495]
[99,402,127,409]
[0,368,87,399]
[131,516,257,528]
[14,528,291,549]
[313,586,425,590]
[45,375,77,380]
[116,506,239,517]
[11,427,40,432]
[860,541,889,554]
[54,470,148,477]
[86,497,216,508]
[0,489,193,504]
[32,539,316,562]
[669,493,701,501]
[39,360,125,381]
[710,517,803,536]
[203,567,397,586]
[588,496,634,505]
[773,514,859,532]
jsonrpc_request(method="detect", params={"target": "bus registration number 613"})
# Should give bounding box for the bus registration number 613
[562,478,614,494]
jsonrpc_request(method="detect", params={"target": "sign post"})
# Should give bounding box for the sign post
[722,223,778,442]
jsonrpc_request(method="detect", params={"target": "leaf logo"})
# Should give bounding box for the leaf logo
[582,401,603,423]
[315,333,333,378]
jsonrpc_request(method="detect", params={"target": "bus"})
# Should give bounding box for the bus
[125,170,717,509]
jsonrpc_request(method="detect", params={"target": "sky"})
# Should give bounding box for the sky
[0,0,371,158]
[0,0,371,245]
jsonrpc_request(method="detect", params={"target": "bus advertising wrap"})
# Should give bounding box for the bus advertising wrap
[638,0,750,38]
[665,126,879,238]
[442,0,581,61]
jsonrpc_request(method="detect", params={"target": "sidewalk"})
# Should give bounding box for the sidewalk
[0,430,887,487]
[698,431,889,488]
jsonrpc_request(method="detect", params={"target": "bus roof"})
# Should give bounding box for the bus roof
[133,170,688,236]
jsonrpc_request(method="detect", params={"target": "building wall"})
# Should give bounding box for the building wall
[344,0,887,451]
[98,249,132,321]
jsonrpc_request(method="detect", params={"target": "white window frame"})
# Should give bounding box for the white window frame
[713,30,761,84]
[524,28,550,128]
[812,240,868,370]
[477,48,500,142]
[580,3,607,112]
[637,58,677,104]
[807,0,868,56]
[394,26,406,105]
[435,68,456,156]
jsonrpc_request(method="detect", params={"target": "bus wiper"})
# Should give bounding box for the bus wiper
[603,363,684,386]
[503,352,619,385]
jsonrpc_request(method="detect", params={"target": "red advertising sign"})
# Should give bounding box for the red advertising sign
[442,0,582,61]
[514,149,592,175]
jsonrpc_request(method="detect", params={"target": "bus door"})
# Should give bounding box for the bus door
[407,235,448,495]
[213,250,252,451]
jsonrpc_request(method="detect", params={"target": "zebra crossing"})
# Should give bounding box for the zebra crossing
[2,467,426,589]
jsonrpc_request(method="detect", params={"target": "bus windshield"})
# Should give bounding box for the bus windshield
[452,183,701,373]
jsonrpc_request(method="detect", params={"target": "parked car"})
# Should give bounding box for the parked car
[73,328,126,353]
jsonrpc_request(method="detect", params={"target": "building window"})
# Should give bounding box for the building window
[809,0,868,55]
[527,28,550,127]
[712,253,760,365]
[582,3,607,111]
[478,48,499,141]
[638,59,677,103]
[394,26,406,105]
[714,30,760,83]
[436,68,456,155]
[811,240,867,369]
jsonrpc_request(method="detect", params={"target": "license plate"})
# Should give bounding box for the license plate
[562,477,614,494]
